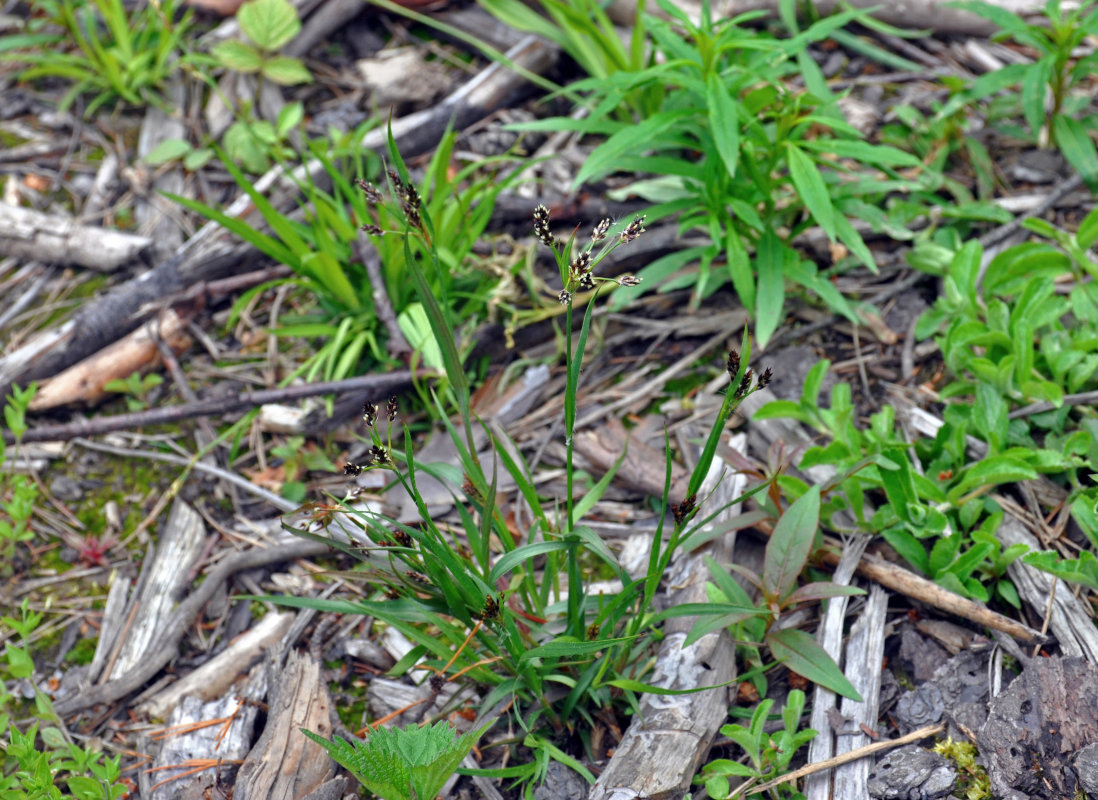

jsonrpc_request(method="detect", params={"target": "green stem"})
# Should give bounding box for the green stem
[564,302,582,636]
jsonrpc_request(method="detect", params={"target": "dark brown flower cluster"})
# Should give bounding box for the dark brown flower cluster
[532,207,645,305]
[725,349,773,398]
[388,170,422,230]
[672,493,697,525]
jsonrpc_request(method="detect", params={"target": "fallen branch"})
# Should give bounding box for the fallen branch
[7,371,417,445]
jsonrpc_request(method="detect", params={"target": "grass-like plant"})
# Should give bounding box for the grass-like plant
[507,0,931,347]
[261,130,878,795]
[170,128,522,387]
[0,386,38,576]
[943,0,1098,188]
[1,0,203,117]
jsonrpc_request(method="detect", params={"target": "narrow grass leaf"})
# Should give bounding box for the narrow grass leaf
[706,72,740,179]
[1054,114,1098,192]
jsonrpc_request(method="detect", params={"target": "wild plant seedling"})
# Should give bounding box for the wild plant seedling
[695,690,817,800]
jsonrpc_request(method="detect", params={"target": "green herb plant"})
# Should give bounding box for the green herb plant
[695,689,816,800]
[302,720,487,800]
[509,0,932,347]
[1,0,202,117]
[0,385,39,575]
[0,601,129,799]
[754,361,1030,606]
[944,0,1098,188]
[103,371,163,412]
[206,0,313,172]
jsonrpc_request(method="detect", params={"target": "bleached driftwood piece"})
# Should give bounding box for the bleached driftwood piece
[1000,518,1098,662]
[109,499,206,679]
[138,611,296,720]
[832,585,888,797]
[589,433,747,800]
[135,77,187,258]
[235,650,339,800]
[0,203,151,270]
[147,686,263,800]
[805,536,870,800]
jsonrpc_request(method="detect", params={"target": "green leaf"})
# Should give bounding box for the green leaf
[785,142,835,239]
[210,39,263,72]
[755,230,786,349]
[145,138,193,164]
[573,110,691,188]
[1076,205,1098,250]
[766,627,861,700]
[1053,113,1098,192]
[948,455,1038,503]
[238,0,301,51]
[520,635,639,662]
[764,484,820,601]
[262,55,312,85]
[706,72,740,178]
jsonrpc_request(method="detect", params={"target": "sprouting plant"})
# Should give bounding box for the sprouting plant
[270,435,338,503]
[696,690,817,799]
[103,371,163,412]
[942,0,1098,187]
[303,721,488,800]
[0,385,39,572]
[1,0,203,117]
[206,0,312,171]
[0,601,129,799]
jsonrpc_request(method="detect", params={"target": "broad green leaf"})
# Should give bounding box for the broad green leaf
[1076,205,1098,250]
[210,39,263,73]
[764,484,820,601]
[262,55,312,85]
[238,0,301,51]
[573,110,691,188]
[767,627,862,700]
[755,231,786,348]
[145,138,192,164]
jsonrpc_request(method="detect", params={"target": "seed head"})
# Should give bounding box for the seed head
[362,401,378,428]
[369,445,391,466]
[672,493,697,525]
[360,223,383,236]
[356,179,382,204]
[386,395,399,421]
[618,275,641,287]
[578,272,595,290]
[737,368,754,398]
[392,529,413,548]
[533,205,555,247]
[726,349,741,381]
[591,218,610,243]
[344,463,365,476]
[570,250,592,280]
[558,289,572,306]
[757,367,773,389]
[620,214,646,243]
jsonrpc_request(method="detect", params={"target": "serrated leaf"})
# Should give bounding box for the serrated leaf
[238,0,301,51]
[210,39,263,72]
